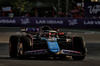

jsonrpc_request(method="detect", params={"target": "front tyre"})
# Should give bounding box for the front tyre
[18,36,31,58]
[9,35,20,58]
[72,37,87,60]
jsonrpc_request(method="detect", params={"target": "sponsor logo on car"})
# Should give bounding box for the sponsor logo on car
[61,50,80,55]
[25,49,47,54]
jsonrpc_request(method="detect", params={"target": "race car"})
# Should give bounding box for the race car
[9,26,87,60]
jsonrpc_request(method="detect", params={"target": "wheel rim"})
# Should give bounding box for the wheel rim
[17,43,23,57]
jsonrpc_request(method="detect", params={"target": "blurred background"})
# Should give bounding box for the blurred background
[0,0,99,18]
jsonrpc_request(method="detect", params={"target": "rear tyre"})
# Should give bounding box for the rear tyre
[9,35,20,58]
[72,37,87,60]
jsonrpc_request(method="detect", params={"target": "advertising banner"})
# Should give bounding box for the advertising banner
[2,7,11,11]
[84,2,100,17]
[0,17,100,28]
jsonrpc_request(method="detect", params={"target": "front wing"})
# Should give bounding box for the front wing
[24,49,83,56]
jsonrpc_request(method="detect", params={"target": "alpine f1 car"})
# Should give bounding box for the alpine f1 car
[9,26,87,60]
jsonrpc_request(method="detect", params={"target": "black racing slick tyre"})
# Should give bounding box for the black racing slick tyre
[18,36,31,58]
[9,35,20,58]
[72,37,87,60]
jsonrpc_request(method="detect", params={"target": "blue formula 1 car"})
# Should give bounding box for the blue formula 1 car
[9,26,87,60]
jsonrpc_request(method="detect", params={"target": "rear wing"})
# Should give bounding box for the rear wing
[21,28,40,33]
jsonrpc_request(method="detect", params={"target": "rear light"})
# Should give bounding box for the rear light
[58,32,64,35]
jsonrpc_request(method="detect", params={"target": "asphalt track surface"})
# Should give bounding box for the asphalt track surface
[0,27,100,66]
